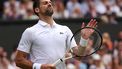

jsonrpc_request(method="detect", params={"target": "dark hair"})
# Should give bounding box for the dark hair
[33,0,40,16]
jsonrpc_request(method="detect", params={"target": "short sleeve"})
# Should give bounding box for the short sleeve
[17,28,33,53]
[66,26,77,50]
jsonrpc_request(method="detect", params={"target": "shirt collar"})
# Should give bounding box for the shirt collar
[38,20,57,27]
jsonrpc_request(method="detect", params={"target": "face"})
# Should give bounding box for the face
[37,0,54,16]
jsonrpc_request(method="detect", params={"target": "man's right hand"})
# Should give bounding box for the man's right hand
[41,64,56,69]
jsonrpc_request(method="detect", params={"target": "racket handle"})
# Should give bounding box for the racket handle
[53,59,63,65]
[53,56,72,66]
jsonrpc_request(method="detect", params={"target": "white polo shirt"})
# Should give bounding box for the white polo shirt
[17,20,77,69]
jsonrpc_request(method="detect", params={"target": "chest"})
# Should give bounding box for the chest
[33,27,68,47]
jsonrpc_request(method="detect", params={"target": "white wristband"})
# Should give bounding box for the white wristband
[80,37,88,47]
[33,63,42,69]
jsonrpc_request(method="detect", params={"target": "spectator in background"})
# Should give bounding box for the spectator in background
[95,0,108,15]
[72,7,83,18]
[66,0,83,18]
[113,31,122,61]
[21,0,33,10]
[114,31,122,47]
[102,32,113,51]
[89,54,106,69]
[84,0,100,18]
[80,0,89,16]
[114,39,122,69]
[18,0,27,19]
[53,1,69,19]
[118,40,122,66]
[66,59,76,69]
[78,61,87,69]
[10,51,21,69]
[0,47,15,69]
[96,0,119,24]
[106,5,118,24]
[19,0,38,20]
[116,0,122,10]
[97,47,112,69]
[25,9,38,19]
[109,13,118,24]
[111,0,121,17]
[87,56,94,69]
[118,31,122,40]
[62,0,69,7]
[3,0,21,20]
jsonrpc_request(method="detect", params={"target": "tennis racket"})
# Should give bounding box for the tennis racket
[53,27,102,65]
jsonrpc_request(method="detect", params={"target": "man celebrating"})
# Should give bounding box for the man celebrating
[15,0,97,69]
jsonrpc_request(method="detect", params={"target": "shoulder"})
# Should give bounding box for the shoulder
[24,23,39,33]
[22,27,33,37]
[22,24,37,36]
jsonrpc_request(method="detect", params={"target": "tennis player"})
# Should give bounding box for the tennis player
[15,0,97,69]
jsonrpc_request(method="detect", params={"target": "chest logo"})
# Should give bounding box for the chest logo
[60,32,64,34]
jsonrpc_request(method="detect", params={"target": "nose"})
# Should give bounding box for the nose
[48,1,52,7]
[48,3,51,7]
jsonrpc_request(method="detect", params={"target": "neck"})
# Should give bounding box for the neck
[39,15,54,26]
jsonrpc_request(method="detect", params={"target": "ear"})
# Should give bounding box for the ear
[35,8,39,13]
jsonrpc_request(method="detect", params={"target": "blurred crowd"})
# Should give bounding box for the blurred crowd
[0,0,122,24]
[0,31,122,69]
[66,31,122,69]
[0,47,20,69]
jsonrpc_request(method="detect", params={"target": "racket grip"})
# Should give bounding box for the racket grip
[53,59,63,65]
[53,56,72,66]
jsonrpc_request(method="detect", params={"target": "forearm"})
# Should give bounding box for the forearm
[15,50,34,69]
[15,57,33,69]
[71,37,88,59]
[15,56,55,69]
[77,37,88,56]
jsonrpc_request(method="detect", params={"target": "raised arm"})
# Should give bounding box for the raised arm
[71,19,97,59]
